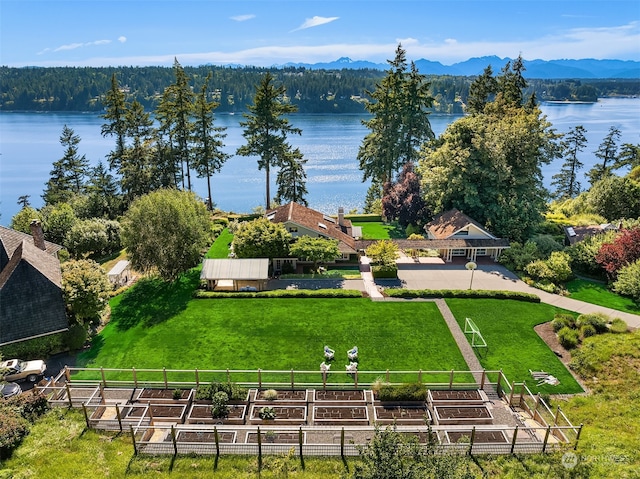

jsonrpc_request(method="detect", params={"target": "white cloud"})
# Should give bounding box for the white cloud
[292,16,339,32]
[118,36,127,43]
[231,14,255,22]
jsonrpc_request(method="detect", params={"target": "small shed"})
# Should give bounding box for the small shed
[108,260,131,287]
[200,258,269,291]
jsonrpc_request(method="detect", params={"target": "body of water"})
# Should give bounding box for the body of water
[1,97,638,225]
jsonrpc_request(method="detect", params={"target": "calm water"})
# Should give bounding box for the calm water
[1,98,639,225]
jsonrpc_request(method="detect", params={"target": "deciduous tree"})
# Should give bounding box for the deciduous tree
[365,240,399,267]
[61,259,111,325]
[289,236,340,273]
[231,217,291,260]
[587,175,640,221]
[612,259,640,303]
[121,189,210,281]
[596,227,640,279]
[382,162,429,227]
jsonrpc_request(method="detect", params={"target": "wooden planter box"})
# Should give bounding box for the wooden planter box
[250,388,311,404]
[444,429,508,444]
[248,405,308,425]
[373,405,431,425]
[312,405,369,426]
[185,403,247,425]
[432,405,493,425]
[246,431,306,444]
[313,389,366,406]
[123,403,188,425]
[427,389,487,407]
[134,388,194,404]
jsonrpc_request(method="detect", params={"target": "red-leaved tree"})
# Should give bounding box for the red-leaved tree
[382,162,430,227]
[596,227,640,279]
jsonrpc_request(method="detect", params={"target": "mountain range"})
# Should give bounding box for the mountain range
[283,56,640,79]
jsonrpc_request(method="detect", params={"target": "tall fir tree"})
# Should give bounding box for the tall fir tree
[551,125,587,199]
[275,152,308,206]
[43,125,89,205]
[237,72,301,210]
[588,126,621,185]
[101,73,128,171]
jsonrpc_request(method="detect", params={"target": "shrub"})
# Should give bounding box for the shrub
[0,333,65,358]
[195,382,247,401]
[499,241,539,272]
[612,259,640,302]
[576,313,609,334]
[194,289,363,299]
[580,324,597,338]
[557,326,580,349]
[258,406,276,420]
[384,289,540,302]
[211,391,229,418]
[371,265,398,278]
[609,318,628,334]
[0,409,28,459]
[6,391,50,423]
[377,383,426,402]
[64,323,88,350]
[552,314,576,332]
[262,389,278,401]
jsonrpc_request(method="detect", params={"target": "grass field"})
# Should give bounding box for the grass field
[566,278,639,315]
[76,272,469,384]
[446,299,584,394]
[350,221,404,240]
[205,228,234,259]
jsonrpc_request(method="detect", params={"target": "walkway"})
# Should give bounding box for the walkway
[358,256,384,300]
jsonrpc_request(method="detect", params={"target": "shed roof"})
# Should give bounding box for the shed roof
[108,260,130,276]
[200,258,269,281]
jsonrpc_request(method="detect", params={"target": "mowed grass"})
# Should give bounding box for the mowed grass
[350,221,405,240]
[566,278,639,315]
[446,299,583,394]
[76,274,468,384]
[205,228,234,258]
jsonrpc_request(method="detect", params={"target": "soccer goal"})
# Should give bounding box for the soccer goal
[464,317,487,348]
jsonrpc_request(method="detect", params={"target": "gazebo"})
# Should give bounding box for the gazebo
[200,258,269,292]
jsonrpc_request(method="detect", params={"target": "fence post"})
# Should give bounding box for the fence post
[257,426,262,471]
[449,370,454,389]
[574,423,583,451]
[533,393,541,421]
[226,368,231,384]
[163,367,168,389]
[542,425,551,453]
[291,368,294,389]
[418,369,422,383]
[385,369,390,382]
[195,368,199,388]
[468,427,476,455]
[354,370,358,389]
[82,403,90,428]
[554,406,561,427]
[299,427,305,469]
[130,425,137,455]
[508,382,516,406]
[258,369,262,389]
[340,427,345,460]
[214,426,220,468]
[519,383,526,408]
[116,403,123,432]
[496,370,503,397]
[65,365,71,382]
[65,382,73,408]
[100,367,106,387]
[322,369,327,389]
[132,367,137,388]
[510,426,518,454]
[170,425,178,457]
[480,370,486,390]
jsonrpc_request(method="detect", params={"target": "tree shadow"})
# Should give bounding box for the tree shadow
[111,269,201,331]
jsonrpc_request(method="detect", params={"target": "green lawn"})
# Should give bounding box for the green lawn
[77,273,468,384]
[566,278,639,315]
[205,228,234,258]
[351,221,405,240]
[446,299,584,394]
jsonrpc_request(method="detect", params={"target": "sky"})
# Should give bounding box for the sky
[1,0,639,68]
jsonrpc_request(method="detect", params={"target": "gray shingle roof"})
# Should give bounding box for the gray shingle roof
[200,258,269,280]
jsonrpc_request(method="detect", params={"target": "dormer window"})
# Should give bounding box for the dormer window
[318,222,327,229]
[454,230,469,236]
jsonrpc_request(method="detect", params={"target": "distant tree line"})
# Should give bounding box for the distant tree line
[1,65,638,113]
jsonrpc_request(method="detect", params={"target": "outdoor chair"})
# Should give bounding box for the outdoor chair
[324,346,335,360]
[537,375,560,386]
[320,361,331,372]
[347,346,358,361]
[345,361,358,372]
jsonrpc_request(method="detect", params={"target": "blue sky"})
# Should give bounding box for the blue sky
[1,0,639,67]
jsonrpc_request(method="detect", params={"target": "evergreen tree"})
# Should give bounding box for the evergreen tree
[43,125,89,205]
[237,72,301,210]
[274,152,308,206]
[551,125,587,199]
[615,143,640,171]
[101,73,128,171]
[119,100,155,203]
[588,126,621,185]
[466,65,498,114]
[86,161,122,219]
[497,55,528,107]
[192,73,230,210]
[17,195,30,208]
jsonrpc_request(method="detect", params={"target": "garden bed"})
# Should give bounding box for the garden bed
[432,406,493,425]
[445,429,508,444]
[313,389,366,404]
[134,388,193,404]
[248,405,307,425]
[373,405,431,425]
[400,430,441,444]
[125,404,188,424]
[170,430,236,443]
[185,404,247,425]
[250,388,310,403]
[312,406,369,425]
[427,389,487,407]
[246,431,305,444]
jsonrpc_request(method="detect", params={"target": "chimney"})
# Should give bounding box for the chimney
[338,207,344,226]
[30,219,46,251]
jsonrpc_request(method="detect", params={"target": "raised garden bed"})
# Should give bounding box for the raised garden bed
[124,404,188,424]
[427,389,487,407]
[373,405,431,425]
[134,388,193,404]
[432,406,493,425]
[313,389,365,405]
[445,430,508,444]
[250,389,310,403]
[248,405,307,425]
[170,430,236,443]
[185,404,247,425]
[312,406,369,426]
[400,430,440,444]
[246,431,305,444]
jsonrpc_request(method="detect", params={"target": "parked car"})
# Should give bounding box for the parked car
[0,382,22,398]
[0,358,46,382]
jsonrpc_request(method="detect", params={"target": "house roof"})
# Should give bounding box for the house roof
[200,258,269,281]
[267,202,356,252]
[0,225,63,259]
[0,240,68,346]
[563,224,617,245]
[356,238,510,251]
[425,209,496,239]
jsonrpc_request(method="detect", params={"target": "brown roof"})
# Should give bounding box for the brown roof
[267,202,356,252]
[356,238,510,251]
[425,209,495,239]
[563,224,617,245]
[0,225,63,258]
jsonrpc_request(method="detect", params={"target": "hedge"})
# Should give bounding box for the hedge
[384,289,541,302]
[194,289,363,299]
[377,383,427,402]
[0,391,49,459]
[0,332,66,359]
[371,265,398,279]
